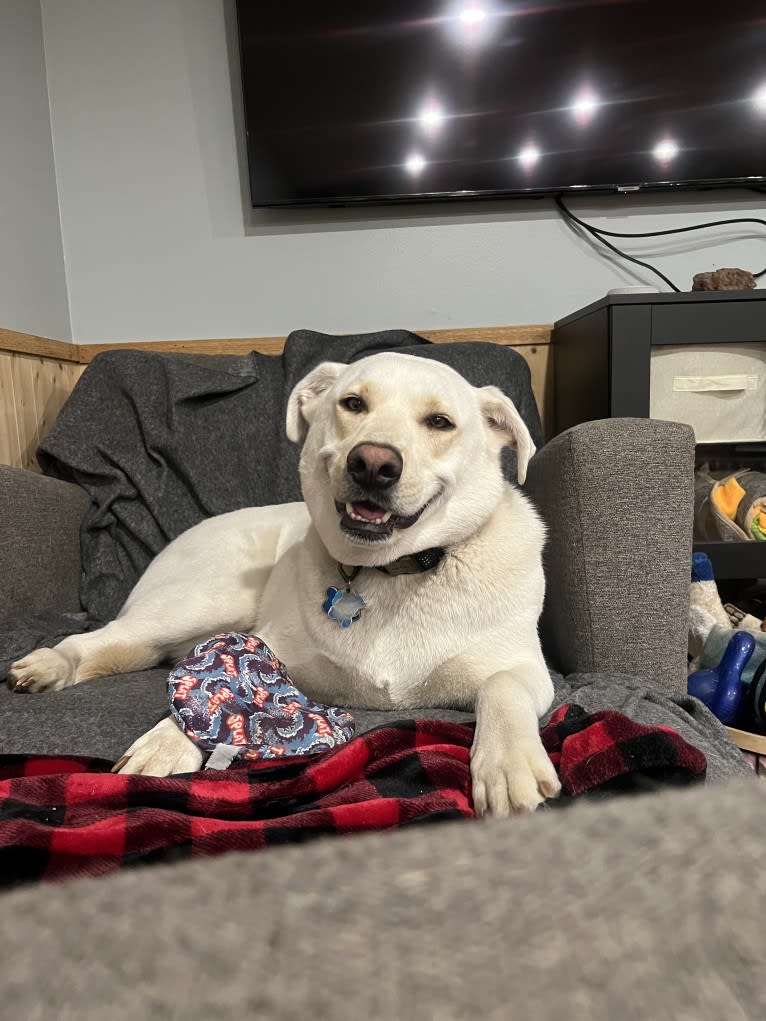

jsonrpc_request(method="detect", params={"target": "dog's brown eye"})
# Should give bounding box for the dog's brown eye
[340,395,366,413]
[425,413,455,431]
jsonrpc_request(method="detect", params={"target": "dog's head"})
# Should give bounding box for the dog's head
[286,352,535,566]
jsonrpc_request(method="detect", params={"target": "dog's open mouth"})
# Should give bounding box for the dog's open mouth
[334,497,435,541]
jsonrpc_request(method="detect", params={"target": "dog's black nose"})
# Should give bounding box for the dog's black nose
[347,443,403,490]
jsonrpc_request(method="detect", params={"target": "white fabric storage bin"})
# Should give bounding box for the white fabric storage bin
[649,343,766,443]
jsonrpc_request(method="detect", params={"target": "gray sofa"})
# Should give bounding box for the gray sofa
[0,334,762,1018]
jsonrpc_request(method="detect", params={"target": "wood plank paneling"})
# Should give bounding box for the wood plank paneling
[521,344,553,438]
[0,353,23,467]
[8,354,40,470]
[32,358,85,460]
[0,353,83,469]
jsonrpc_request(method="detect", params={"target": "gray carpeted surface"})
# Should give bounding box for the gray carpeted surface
[1,776,764,1019]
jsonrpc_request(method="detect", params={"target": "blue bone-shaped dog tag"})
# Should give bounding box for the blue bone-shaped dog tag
[323,586,366,628]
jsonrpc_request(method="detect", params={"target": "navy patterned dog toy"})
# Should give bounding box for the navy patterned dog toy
[168,633,355,766]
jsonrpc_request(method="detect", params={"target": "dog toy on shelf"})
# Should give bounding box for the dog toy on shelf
[688,552,766,673]
[695,468,766,542]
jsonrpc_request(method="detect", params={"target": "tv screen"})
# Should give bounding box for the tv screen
[235,1,766,208]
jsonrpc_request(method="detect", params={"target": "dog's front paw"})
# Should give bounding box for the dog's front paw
[7,648,76,693]
[471,737,561,818]
[113,716,204,776]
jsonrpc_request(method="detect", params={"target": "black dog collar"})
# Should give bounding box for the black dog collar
[325,548,447,627]
[375,547,447,576]
[337,547,446,581]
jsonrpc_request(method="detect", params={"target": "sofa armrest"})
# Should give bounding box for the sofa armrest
[0,465,89,621]
[525,418,695,698]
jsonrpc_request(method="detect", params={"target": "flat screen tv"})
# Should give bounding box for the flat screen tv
[235,1,766,208]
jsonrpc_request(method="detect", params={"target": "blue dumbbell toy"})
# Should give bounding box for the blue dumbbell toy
[688,631,756,726]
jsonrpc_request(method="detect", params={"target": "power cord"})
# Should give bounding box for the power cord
[554,194,766,291]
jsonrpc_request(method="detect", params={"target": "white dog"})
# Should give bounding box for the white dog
[9,353,560,816]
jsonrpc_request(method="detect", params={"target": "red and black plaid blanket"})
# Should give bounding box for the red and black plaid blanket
[0,706,705,887]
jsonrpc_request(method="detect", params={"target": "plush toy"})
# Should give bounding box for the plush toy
[697,470,766,542]
[688,552,735,666]
[688,552,764,663]
[168,632,355,768]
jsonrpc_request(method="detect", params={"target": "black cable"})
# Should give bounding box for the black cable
[560,212,766,241]
[563,209,766,279]
[554,196,680,290]
[555,194,766,285]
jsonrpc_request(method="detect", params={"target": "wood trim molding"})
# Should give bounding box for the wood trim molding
[0,328,80,363]
[418,324,552,347]
[79,324,552,361]
[78,336,287,361]
[1,324,553,363]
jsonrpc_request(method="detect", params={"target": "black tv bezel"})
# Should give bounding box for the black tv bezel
[242,177,766,210]
[234,3,766,211]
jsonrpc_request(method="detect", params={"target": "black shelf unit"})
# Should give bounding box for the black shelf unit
[552,289,766,580]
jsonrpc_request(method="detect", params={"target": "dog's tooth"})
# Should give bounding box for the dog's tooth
[344,501,391,524]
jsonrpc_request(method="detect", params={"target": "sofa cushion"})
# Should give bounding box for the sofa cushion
[1,774,764,1019]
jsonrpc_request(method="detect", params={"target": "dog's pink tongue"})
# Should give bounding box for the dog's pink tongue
[351,501,384,521]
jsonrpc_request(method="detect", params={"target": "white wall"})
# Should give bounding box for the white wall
[0,0,70,340]
[40,0,764,344]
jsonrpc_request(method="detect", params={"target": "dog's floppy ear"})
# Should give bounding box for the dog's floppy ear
[286,362,346,443]
[479,386,536,485]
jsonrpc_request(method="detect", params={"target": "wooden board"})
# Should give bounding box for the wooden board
[725,726,766,756]
[76,323,553,362]
[0,328,79,362]
[1,323,553,363]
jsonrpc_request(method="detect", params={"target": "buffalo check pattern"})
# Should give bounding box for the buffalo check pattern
[0,708,706,888]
